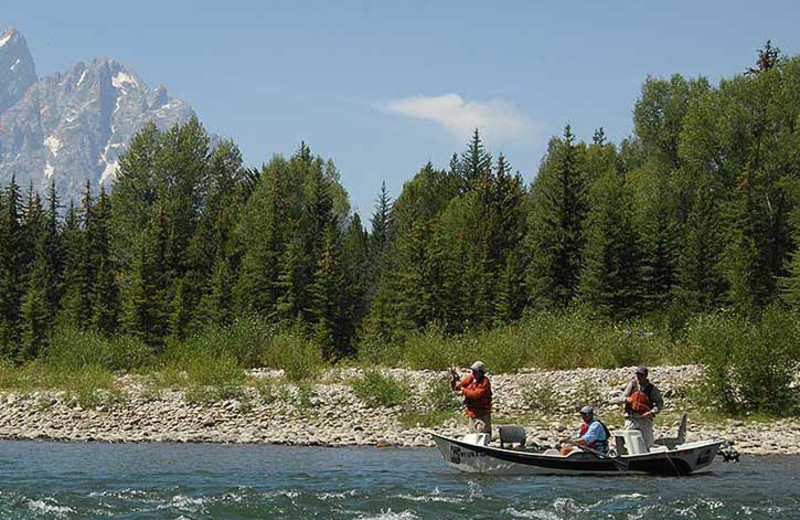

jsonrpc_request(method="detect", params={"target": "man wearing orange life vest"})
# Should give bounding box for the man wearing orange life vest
[449,361,492,435]
[623,366,664,449]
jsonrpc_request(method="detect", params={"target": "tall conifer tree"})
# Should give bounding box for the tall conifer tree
[527,126,588,308]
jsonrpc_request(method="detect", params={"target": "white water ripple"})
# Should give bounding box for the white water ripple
[355,510,418,520]
[27,498,75,518]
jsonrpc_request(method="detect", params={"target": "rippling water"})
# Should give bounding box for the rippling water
[0,440,797,519]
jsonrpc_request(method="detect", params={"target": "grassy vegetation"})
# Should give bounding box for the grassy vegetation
[683,307,800,416]
[366,308,675,372]
[358,307,799,417]
[0,361,123,408]
[350,370,408,408]
[0,309,796,417]
[48,327,155,372]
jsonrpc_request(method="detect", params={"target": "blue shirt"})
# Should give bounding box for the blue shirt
[577,420,607,446]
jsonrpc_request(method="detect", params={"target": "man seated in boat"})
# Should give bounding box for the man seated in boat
[623,366,664,449]
[449,361,492,436]
[559,406,610,456]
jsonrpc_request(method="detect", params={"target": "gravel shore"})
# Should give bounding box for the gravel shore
[0,365,796,455]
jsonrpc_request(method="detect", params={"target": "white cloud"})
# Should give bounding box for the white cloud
[380,93,536,144]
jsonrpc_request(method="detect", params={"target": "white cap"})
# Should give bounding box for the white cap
[470,361,486,373]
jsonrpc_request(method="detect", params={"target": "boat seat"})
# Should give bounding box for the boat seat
[498,425,526,449]
[654,413,687,449]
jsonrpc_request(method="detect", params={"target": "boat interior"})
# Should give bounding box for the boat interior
[468,414,693,458]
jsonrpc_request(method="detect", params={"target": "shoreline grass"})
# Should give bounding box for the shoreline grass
[0,309,797,416]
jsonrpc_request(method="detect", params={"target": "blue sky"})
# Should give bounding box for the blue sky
[3,0,800,216]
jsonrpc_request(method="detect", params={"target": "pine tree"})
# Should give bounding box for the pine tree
[747,40,781,75]
[527,126,589,308]
[311,222,352,359]
[89,185,119,334]
[580,169,643,318]
[677,177,727,311]
[196,254,234,326]
[494,246,527,324]
[275,234,308,325]
[185,139,244,327]
[235,158,292,317]
[370,181,393,252]
[0,177,25,355]
[58,202,91,328]
[724,172,775,314]
[20,235,52,360]
[489,155,527,317]
[44,182,64,319]
[169,278,192,341]
[636,176,680,312]
[58,187,95,328]
[343,213,370,329]
[125,208,173,347]
[277,152,339,327]
[459,129,492,192]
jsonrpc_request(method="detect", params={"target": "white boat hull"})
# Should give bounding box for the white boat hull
[431,433,723,476]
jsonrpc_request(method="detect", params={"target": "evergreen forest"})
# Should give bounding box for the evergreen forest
[1,43,799,413]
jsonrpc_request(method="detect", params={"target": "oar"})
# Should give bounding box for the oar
[567,441,629,472]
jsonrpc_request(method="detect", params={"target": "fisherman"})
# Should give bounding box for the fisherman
[450,361,492,435]
[623,366,664,449]
[559,406,610,456]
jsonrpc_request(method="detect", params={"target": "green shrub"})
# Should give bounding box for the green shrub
[351,369,409,408]
[171,319,322,382]
[152,342,245,391]
[47,327,153,372]
[356,336,404,366]
[184,317,273,368]
[686,308,799,415]
[402,328,457,370]
[263,329,324,382]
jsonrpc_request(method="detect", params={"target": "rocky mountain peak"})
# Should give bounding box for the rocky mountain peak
[0,26,37,114]
[0,27,198,203]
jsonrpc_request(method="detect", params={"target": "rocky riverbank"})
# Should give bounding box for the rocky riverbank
[0,365,797,455]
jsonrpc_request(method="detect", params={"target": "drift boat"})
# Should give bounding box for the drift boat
[431,423,725,476]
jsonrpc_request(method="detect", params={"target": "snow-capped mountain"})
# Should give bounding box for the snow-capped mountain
[0,27,198,202]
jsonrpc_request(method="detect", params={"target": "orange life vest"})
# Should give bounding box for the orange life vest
[628,390,653,414]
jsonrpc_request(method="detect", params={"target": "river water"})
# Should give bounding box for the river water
[0,441,797,519]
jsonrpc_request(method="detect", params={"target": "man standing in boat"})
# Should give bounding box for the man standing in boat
[623,366,664,449]
[450,361,492,435]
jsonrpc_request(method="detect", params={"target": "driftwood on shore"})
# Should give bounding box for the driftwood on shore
[0,365,796,455]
